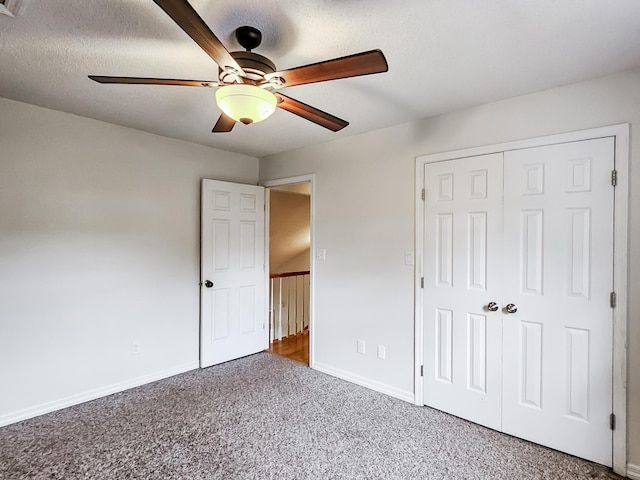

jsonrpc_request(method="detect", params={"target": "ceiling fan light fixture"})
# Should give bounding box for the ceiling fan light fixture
[215,84,277,125]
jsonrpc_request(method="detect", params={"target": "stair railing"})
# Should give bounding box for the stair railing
[269,270,310,342]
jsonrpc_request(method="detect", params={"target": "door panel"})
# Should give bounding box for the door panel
[501,138,614,466]
[423,153,504,430]
[201,179,266,367]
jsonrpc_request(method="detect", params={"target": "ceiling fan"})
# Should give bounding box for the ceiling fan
[89,0,388,133]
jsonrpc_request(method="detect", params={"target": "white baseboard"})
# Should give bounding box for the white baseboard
[627,463,640,479]
[313,361,414,403]
[0,361,199,428]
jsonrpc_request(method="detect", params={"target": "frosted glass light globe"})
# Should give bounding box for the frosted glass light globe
[215,85,277,125]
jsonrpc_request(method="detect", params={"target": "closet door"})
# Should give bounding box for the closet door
[422,153,504,430]
[501,138,615,466]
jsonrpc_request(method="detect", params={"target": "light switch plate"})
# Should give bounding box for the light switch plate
[316,249,326,261]
[405,251,414,266]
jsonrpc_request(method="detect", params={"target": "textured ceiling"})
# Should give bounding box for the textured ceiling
[1,0,640,158]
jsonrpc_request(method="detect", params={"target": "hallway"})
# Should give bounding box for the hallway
[268,330,309,365]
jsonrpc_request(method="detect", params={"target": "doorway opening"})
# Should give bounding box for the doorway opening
[265,180,312,366]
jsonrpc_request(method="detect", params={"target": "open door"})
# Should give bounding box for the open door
[200,179,267,367]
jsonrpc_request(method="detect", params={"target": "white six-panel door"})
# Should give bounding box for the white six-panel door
[422,138,615,466]
[201,179,267,368]
[501,138,614,466]
[423,153,504,431]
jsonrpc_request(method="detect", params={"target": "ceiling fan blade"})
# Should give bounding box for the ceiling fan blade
[275,93,348,132]
[153,0,245,75]
[265,49,387,88]
[212,113,236,133]
[88,76,216,87]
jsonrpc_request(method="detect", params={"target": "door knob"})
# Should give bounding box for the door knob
[487,302,499,312]
[204,280,214,288]
[505,303,518,314]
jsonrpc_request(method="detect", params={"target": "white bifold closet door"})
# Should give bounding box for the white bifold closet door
[423,138,615,466]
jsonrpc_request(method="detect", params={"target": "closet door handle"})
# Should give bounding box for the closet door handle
[204,280,214,288]
[505,303,518,314]
[487,302,499,312]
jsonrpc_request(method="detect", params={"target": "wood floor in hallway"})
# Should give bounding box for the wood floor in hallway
[268,330,309,365]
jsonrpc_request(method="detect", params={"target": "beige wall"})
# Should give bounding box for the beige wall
[269,190,310,275]
[259,67,640,468]
[0,97,258,424]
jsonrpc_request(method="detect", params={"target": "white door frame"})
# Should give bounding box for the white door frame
[414,124,630,476]
[261,174,316,368]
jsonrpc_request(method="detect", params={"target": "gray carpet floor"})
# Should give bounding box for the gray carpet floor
[0,353,624,479]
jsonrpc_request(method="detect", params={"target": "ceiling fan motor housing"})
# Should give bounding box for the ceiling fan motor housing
[219,51,276,84]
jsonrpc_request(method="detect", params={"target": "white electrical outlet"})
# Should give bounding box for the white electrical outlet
[357,339,365,355]
[377,345,386,360]
[132,342,140,355]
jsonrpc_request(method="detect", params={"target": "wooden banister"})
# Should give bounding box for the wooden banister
[270,270,310,279]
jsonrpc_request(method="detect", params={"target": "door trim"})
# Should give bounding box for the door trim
[261,174,316,368]
[414,124,629,476]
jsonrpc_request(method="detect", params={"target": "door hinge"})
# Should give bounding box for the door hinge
[420,365,424,377]
[610,413,616,430]
[420,277,424,289]
[611,169,617,186]
[610,291,616,308]
[421,189,425,201]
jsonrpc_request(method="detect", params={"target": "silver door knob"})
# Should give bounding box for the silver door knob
[204,280,214,288]
[505,303,518,314]
[487,302,499,312]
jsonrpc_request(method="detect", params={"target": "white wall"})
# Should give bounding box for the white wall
[0,98,258,424]
[259,67,640,467]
